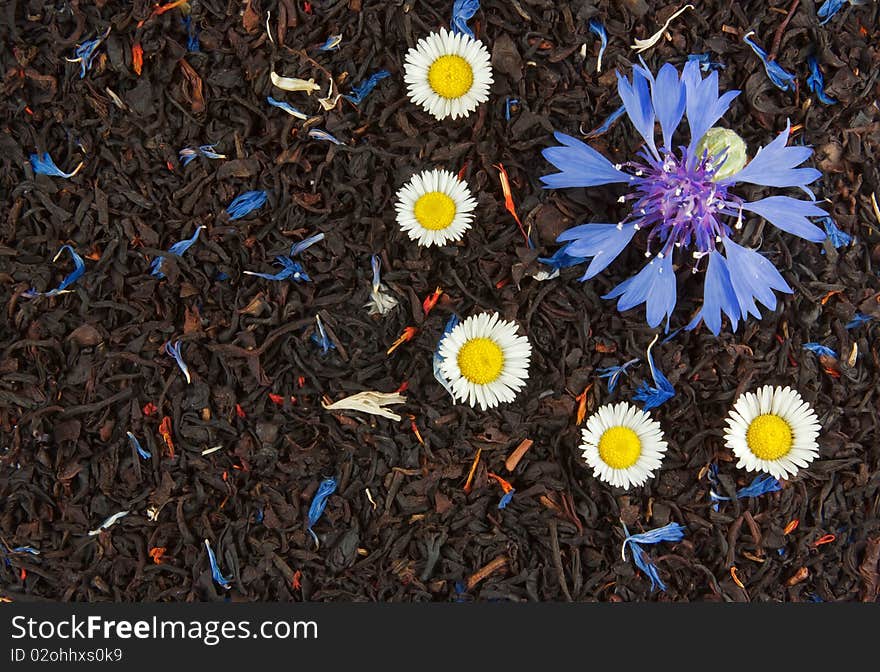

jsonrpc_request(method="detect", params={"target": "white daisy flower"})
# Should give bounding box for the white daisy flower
[724,385,821,480]
[579,402,668,490]
[395,169,477,247]
[403,27,493,121]
[438,313,531,410]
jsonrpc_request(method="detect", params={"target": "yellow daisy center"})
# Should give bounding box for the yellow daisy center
[428,55,474,99]
[413,191,457,230]
[746,414,793,460]
[457,338,504,385]
[598,427,642,469]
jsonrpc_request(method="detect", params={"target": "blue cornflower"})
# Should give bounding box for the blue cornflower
[597,358,639,393]
[802,342,838,359]
[845,312,873,330]
[311,315,334,354]
[318,34,343,51]
[450,0,480,38]
[244,256,309,282]
[632,335,675,411]
[621,522,686,593]
[742,31,797,91]
[24,245,86,298]
[30,152,84,178]
[817,0,865,25]
[582,104,626,139]
[66,28,110,78]
[226,190,268,220]
[806,57,837,105]
[541,61,827,334]
[308,128,343,145]
[204,539,232,589]
[433,314,461,400]
[498,490,515,510]
[504,97,519,121]
[290,233,325,257]
[267,96,308,119]
[687,53,725,73]
[165,340,192,383]
[178,144,226,167]
[343,70,391,105]
[307,478,338,548]
[126,431,152,460]
[182,16,200,52]
[709,468,782,509]
[150,226,205,278]
[820,216,852,248]
[588,19,608,73]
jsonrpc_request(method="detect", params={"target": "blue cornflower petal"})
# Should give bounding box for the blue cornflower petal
[433,314,461,401]
[681,61,740,160]
[650,62,686,151]
[182,16,200,53]
[11,546,40,555]
[204,539,232,589]
[588,19,608,72]
[165,340,192,384]
[845,312,873,330]
[623,522,687,548]
[806,56,837,105]
[541,132,632,189]
[556,223,638,280]
[343,70,391,105]
[307,478,338,547]
[582,105,626,139]
[742,31,797,91]
[168,226,205,256]
[735,474,782,498]
[126,431,152,460]
[604,253,677,331]
[267,96,308,119]
[68,28,110,78]
[226,190,268,220]
[803,342,838,359]
[687,249,740,335]
[687,53,725,72]
[311,315,334,354]
[498,490,515,510]
[742,196,827,243]
[504,97,519,121]
[450,0,480,38]
[722,237,792,320]
[819,216,852,248]
[817,0,848,24]
[29,152,83,178]
[198,144,225,160]
[290,232,325,257]
[25,245,86,298]
[308,128,344,145]
[597,358,639,393]
[617,68,658,158]
[245,256,309,282]
[629,542,666,592]
[318,34,343,51]
[724,121,821,192]
[537,243,589,272]
[632,335,675,411]
[179,145,225,166]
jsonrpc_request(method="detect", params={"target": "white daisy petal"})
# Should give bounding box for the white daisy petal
[723,385,821,480]
[403,28,494,121]
[578,401,669,491]
[437,312,531,410]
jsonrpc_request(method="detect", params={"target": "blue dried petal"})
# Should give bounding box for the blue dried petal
[204,539,232,589]
[742,32,796,91]
[344,70,391,105]
[226,190,268,220]
[582,105,626,139]
[29,152,83,178]
[179,144,225,166]
[12,546,40,555]
[450,0,480,38]
[244,256,309,282]
[597,358,639,393]
[817,0,856,24]
[629,541,667,592]
[151,226,205,278]
[623,522,687,548]
[687,53,725,72]
[182,16,200,53]
[735,474,782,498]
[307,478,338,547]
[267,96,308,119]
[588,19,608,72]
[290,232,325,257]
[68,28,110,78]
[318,34,343,51]
[433,314,461,401]
[806,56,837,105]
[845,312,873,330]
[820,216,852,248]
[307,128,343,145]
[504,97,519,121]
[24,244,86,298]
[632,335,675,411]
[311,315,334,354]
[498,490,515,510]
[126,431,152,460]
[165,340,192,383]
[803,342,838,359]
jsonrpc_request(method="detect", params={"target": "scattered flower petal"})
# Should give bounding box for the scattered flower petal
[311,315,334,354]
[66,27,110,78]
[742,31,796,91]
[126,431,152,460]
[226,190,267,220]
[24,245,86,298]
[365,255,398,316]
[318,34,343,51]
[344,70,391,105]
[267,96,309,119]
[322,391,406,421]
[802,343,837,359]
[150,226,205,278]
[88,511,129,536]
[179,144,226,166]
[631,4,694,54]
[165,340,192,383]
[29,152,84,178]
[806,56,837,105]
[451,0,480,38]
[597,358,639,393]
[270,72,321,93]
[307,478,338,548]
[632,335,675,411]
[845,312,873,330]
[820,216,852,248]
[308,128,344,145]
[588,19,608,72]
[204,539,231,589]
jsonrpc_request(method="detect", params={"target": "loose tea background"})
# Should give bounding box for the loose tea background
[1,0,878,602]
